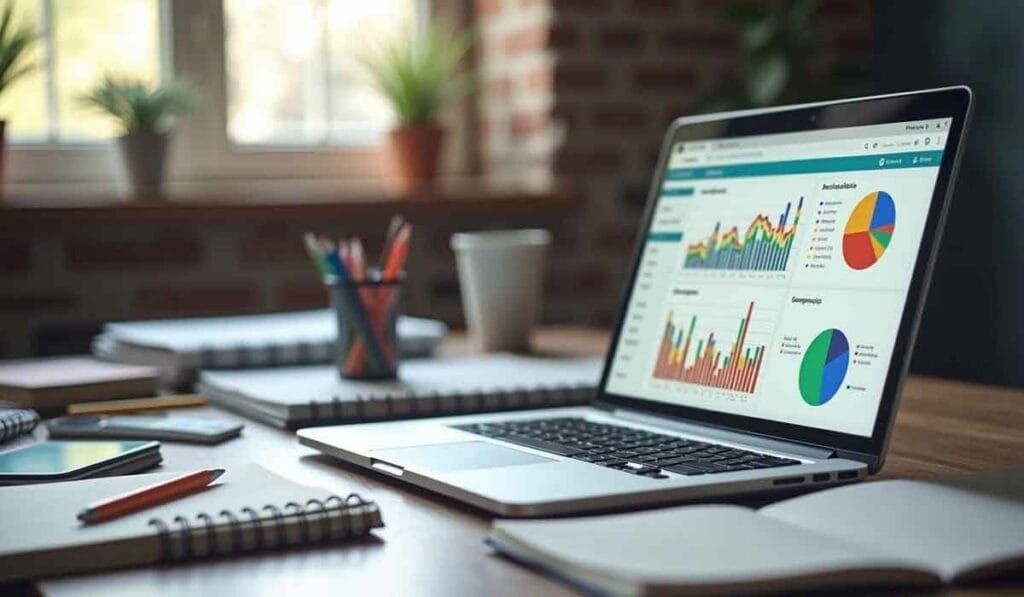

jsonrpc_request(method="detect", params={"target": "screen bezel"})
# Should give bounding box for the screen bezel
[595,87,972,460]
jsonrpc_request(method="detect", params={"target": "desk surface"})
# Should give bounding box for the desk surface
[32,327,1024,596]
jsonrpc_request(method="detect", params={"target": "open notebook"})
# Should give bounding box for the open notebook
[198,354,603,429]
[0,464,383,583]
[488,469,1024,596]
[93,310,448,388]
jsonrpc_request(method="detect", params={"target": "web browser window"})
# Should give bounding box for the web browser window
[606,118,952,437]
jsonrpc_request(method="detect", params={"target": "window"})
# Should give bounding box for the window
[225,0,418,147]
[3,0,459,186]
[0,0,161,144]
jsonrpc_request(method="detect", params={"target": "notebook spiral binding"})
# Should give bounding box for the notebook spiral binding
[196,340,333,371]
[305,383,594,424]
[0,407,40,444]
[147,493,375,562]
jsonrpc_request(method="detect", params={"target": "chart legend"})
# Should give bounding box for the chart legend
[684,197,803,272]
[652,301,765,394]
[843,191,895,270]
[799,328,850,406]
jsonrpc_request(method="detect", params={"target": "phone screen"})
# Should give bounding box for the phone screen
[0,440,150,475]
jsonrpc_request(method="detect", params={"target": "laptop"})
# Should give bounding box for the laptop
[300,87,973,517]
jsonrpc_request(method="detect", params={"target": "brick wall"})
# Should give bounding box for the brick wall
[0,0,871,358]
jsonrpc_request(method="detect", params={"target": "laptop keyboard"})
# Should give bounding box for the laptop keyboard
[451,417,801,480]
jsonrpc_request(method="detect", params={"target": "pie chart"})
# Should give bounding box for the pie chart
[799,329,850,406]
[843,191,895,270]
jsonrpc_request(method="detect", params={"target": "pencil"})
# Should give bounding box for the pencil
[67,394,206,415]
[77,469,225,524]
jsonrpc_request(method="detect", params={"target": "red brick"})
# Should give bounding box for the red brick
[555,64,609,92]
[632,65,699,91]
[597,26,643,51]
[503,25,548,54]
[475,0,501,16]
[66,237,202,270]
[555,147,623,174]
[551,0,610,12]
[237,226,309,264]
[485,77,512,97]
[598,225,637,251]
[0,240,30,274]
[590,104,648,130]
[658,28,735,51]
[546,267,608,297]
[631,0,676,13]
[835,31,871,53]
[510,111,551,136]
[0,292,76,312]
[277,279,329,310]
[527,67,554,92]
[133,281,259,316]
[549,23,582,50]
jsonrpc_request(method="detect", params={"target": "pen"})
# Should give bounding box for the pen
[77,468,225,524]
[67,394,206,415]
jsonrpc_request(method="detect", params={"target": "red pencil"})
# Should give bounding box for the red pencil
[77,469,225,524]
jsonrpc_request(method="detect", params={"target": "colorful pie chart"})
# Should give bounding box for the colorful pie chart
[799,329,850,407]
[843,191,895,270]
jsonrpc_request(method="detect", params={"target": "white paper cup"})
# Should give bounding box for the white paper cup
[451,229,550,352]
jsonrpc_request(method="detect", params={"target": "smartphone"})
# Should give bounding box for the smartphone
[0,440,162,485]
[47,415,243,445]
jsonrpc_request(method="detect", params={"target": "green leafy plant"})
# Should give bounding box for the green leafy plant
[358,21,473,127]
[703,0,868,112]
[0,2,40,98]
[79,75,199,136]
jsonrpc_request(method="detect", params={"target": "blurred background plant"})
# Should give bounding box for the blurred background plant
[357,20,474,127]
[0,1,39,102]
[703,0,869,112]
[79,75,199,136]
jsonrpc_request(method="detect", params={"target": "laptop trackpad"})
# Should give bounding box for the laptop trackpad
[371,441,553,473]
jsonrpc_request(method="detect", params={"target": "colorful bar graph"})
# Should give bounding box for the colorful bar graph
[652,301,765,394]
[684,197,803,272]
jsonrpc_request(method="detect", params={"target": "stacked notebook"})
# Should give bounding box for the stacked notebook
[93,310,448,388]
[0,464,383,583]
[199,354,603,429]
[0,357,160,414]
[488,470,1024,595]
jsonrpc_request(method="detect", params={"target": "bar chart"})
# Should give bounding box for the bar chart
[684,197,803,272]
[652,301,766,394]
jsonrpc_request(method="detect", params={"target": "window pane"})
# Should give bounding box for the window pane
[226,0,415,146]
[53,0,160,141]
[0,0,48,143]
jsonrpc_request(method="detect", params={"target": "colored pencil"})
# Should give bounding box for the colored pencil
[77,469,225,524]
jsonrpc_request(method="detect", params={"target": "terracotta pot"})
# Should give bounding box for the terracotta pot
[386,123,444,192]
[118,131,170,201]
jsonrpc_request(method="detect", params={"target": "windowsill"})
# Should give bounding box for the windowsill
[0,177,577,227]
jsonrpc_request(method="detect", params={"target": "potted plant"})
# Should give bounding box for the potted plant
[80,75,198,199]
[0,2,40,195]
[359,21,472,192]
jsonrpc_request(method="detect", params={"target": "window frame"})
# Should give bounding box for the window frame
[5,0,471,187]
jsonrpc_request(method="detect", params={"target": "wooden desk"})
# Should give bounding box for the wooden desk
[27,327,1024,596]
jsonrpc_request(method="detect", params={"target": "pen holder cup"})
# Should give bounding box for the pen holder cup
[326,276,403,380]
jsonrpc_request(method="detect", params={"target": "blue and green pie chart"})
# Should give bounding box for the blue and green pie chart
[799,329,850,406]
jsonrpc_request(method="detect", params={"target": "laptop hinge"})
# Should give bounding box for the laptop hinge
[610,408,836,461]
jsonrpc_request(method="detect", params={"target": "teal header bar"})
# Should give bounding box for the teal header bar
[648,231,683,242]
[660,187,694,197]
[666,150,944,181]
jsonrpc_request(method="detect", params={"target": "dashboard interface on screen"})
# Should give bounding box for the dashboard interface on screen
[606,117,951,437]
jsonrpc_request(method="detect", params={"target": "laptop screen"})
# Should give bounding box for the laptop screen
[605,117,952,437]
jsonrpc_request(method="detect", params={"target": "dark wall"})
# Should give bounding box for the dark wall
[873,1,1024,386]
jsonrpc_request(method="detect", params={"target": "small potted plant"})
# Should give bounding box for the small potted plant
[359,21,472,192]
[0,2,40,195]
[80,75,198,199]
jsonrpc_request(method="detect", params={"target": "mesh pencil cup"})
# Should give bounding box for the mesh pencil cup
[325,275,403,380]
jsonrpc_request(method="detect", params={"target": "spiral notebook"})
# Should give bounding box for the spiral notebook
[93,310,448,388]
[0,406,39,444]
[198,354,603,429]
[0,464,383,583]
